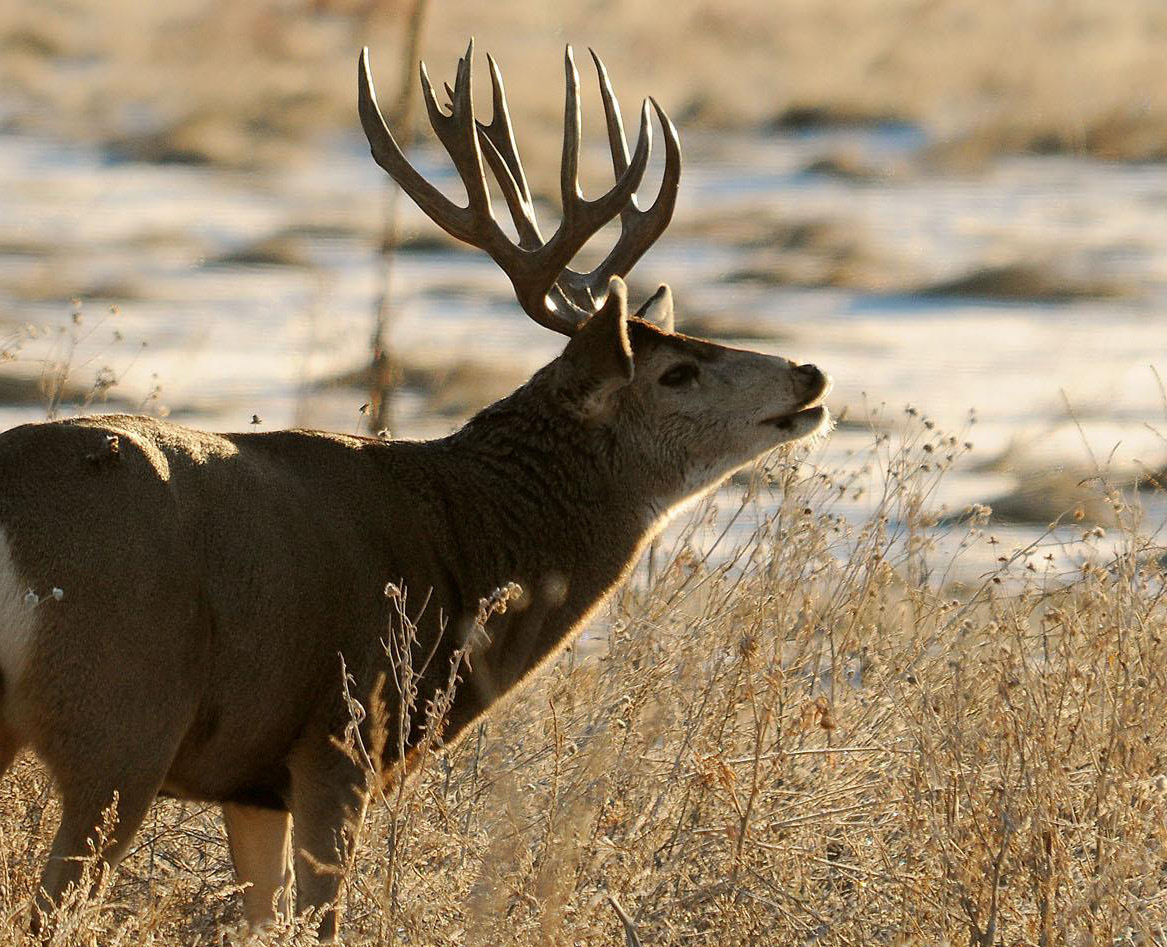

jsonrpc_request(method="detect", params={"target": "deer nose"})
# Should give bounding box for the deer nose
[791,362,831,406]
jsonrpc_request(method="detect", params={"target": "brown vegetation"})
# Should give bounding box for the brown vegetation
[2,4,1165,941]
[0,416,1161,943]
[4,0,1167,167]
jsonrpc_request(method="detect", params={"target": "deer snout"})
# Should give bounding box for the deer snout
[792,363,831,407]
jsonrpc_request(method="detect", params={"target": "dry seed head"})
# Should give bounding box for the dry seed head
[815,696,837,731]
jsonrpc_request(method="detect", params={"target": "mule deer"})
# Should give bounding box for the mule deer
[0,42,831,938]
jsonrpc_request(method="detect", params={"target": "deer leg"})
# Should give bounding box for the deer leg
[33,769,163,932]
[288,746,368,942]
[223,802,293,929]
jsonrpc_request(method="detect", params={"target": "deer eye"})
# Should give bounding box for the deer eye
[658,363,699,387]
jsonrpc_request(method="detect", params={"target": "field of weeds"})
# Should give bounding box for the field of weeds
[0,416,1162,944]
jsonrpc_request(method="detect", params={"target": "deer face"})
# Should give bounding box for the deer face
[364,42,833,525]
[623,325,831,504]
[555,279,832,512]
[643,323,827,446]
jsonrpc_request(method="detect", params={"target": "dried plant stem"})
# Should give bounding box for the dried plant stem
[368,0,430,435]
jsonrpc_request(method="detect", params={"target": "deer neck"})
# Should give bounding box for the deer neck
[430,395,653,705]
[441,398,648,601]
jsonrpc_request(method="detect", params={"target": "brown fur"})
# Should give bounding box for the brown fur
[0,290,829,936]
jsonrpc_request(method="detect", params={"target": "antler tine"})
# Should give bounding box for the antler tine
[481,55,533,207]
[555,50,652,239]
[437,69,539,247]
[594,98,682,286]
[540,51,653,310]
[590,48,630,177]
[448,61,540,245]
[418,61,447,121]
[550,54,680,315]
[359,48,473,243]
[560,47,584,220]
[571,52,683,294]
[476,53,543,249]
[441,41,492,220]
[478,135,544,251]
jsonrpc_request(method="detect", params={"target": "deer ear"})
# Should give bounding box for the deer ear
[559,276,634,417]
[634,284,674,333]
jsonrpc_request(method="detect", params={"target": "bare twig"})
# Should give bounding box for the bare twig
[368,0,431,434]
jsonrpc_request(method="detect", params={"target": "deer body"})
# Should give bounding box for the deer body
[0,43,832,939]
[0,379,662,807]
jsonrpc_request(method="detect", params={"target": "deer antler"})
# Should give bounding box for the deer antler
[358,41,681,336]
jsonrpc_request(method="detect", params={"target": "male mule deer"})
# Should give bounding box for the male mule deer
[0,43,831,938]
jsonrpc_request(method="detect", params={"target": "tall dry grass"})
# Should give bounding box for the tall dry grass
[0,410,1163,944]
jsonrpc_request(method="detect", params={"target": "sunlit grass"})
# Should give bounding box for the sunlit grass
[0,412,1162,944]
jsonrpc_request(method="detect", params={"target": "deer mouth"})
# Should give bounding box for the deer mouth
[760,374,833,431]
[760,404,829,432]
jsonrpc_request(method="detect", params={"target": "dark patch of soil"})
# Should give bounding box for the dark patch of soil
[771,104,912,132]
[0,371,132,411]
[802,154,888,182]
[917,263,1129,303]
[678,312,792,342]
[318,356,529,420]
[955,471,1117,527]
[211,234,311,268]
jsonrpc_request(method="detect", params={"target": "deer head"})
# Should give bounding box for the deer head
[358,42,831,513]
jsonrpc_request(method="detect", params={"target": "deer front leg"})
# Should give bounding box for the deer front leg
[288,744,369,942]
[223,802,293,929]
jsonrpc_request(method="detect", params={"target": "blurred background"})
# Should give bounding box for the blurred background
[1,0,1165,576]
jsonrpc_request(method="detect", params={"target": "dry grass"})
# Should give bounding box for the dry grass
[0,413,1163,944]
[0,307,146,419]
[4,0,1167,167]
